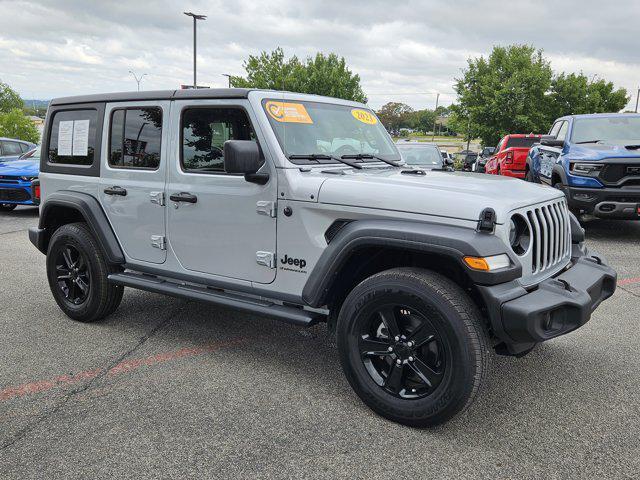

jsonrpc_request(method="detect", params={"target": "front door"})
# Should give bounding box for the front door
[166,100,277,284]
[99,101,169,264]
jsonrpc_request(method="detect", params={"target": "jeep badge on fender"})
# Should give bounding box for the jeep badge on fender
[29,88,617,428]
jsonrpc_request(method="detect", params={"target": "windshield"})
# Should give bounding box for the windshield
[571,116,640,145]
[263,99,400,164]
[397,145,443,168]
[19,148,40,160]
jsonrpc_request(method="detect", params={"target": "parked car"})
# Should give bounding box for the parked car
[440,150,453,162]
[0,137,36,162]
[396,142,453,170]
[29,89,615,427]
[0,145,40,211]
[458,150,478,171]
[485,135,542,178]
[527,114,640,219]
[473,146,496,173]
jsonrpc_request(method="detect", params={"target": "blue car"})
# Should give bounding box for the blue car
[0,145,40,211]
[527,113,640,219]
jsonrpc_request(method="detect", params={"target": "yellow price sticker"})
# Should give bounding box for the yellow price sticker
[265,101,313,124]
[351,109,378,125]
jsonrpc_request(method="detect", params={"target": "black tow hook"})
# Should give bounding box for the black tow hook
[591,255,603,265]
[557,279,572,291]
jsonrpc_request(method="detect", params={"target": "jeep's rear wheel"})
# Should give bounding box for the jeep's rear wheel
[337,267,490,427]
[46,222,124,322]
[0,203,17,211]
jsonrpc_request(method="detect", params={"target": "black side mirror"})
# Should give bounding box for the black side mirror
[223,140,268,184]
[444,157,454,166]
[540,137,565,148]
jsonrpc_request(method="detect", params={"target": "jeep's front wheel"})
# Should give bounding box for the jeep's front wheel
[337,268,490,427]
[46,222,124,322]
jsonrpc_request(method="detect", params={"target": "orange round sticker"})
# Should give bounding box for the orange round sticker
[351,109,378,125]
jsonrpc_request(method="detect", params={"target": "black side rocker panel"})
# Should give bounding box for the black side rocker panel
[302,219,521,308]
[29,190,125,264]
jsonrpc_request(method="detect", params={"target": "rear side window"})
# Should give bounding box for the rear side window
[48,109,98,165]
[1,141,22,155]
[181,107,255,174]
[505,137,539,148]
[109,107,162,169]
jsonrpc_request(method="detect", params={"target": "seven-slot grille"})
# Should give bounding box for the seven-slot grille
[525,199,571,275]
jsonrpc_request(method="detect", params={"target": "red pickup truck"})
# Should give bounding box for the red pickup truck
[484,134,542,179]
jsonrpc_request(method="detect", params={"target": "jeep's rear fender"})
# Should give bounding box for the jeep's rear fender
[302,219,521,308]
[29,190,124,264]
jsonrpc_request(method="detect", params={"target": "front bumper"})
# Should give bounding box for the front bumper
[566,186,640,219]
[478,251,617,355]
[0,182,35,205]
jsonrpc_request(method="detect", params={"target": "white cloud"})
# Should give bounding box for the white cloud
[0,0,638,112]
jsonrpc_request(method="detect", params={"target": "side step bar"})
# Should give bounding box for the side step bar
[108,272,322,327]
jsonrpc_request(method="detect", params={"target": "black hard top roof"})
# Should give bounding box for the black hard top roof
[50,88,252,106]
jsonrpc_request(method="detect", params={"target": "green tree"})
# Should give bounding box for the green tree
[454,45,553,146]
[0,108,40,143]
[376,102,414,134]
[0,81,23,113]
[549,73,628,119]
[231,47,367,103]
[454,44,629,146]
[410,109,437,134]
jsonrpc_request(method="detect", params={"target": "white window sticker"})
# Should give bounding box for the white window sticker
[58,121,74,156]
[72,119,90,156]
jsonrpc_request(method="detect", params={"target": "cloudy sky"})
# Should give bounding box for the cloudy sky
[1,0,639,111]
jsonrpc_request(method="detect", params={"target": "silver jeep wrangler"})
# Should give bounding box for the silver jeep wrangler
[29,89,616,427]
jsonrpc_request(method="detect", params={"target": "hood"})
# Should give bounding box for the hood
[0,158,39,177]
[317,168,562,224]
[566,143,640,161]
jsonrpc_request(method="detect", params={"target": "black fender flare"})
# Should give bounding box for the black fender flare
[551,163,569,186]
[30,190,124,264]
[301,219,521,308]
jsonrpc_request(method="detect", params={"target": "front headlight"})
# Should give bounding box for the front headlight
[570,162,603,176]
[509,214,531,256]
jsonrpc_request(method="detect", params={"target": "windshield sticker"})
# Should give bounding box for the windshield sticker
[265,101,313,124]
[351,109,378,125]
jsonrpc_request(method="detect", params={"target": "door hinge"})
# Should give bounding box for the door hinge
[256,200,277,218]
[150,191,165,206]
[150,235,166,250]
[256,251,276,268]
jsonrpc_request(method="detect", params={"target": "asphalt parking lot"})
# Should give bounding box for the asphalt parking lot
[1,206,639,479]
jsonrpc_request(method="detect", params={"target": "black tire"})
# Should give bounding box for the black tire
[525,168,536,183]
[46,222,124,322]
[0,204,17,211]
[337,267,490,427]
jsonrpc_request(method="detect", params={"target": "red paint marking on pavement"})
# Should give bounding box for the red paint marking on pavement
[0,338,245,402]
[619,277,640,286]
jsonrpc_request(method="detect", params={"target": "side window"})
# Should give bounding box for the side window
[548,122,562,138]
[556,121,569,142]
[19,143,30,153]
[109,107,162,169]
[2,141,23,155]
[181,107,256,174]
[48,109,98,165]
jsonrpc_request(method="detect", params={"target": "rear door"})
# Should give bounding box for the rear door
[166,99,277,284]
[99,101,170,264]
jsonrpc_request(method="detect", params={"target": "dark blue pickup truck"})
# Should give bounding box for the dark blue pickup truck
[527,113,640,219]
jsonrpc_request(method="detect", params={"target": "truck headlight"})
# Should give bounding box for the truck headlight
[509,214,530,255]
[570,163,603,176]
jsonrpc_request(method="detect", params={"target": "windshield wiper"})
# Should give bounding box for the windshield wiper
[575,140,603,144]
[341,153,401,167]
[288,153,363,169]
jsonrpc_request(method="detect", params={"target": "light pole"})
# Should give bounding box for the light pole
[635,87,640,113]
[129,70,147,91]
[431,92,440,142]
[184,12,207,88]
[222,73,232,88]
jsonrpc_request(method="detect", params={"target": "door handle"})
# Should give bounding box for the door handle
[104,186,127,196]
[169,192,198,204]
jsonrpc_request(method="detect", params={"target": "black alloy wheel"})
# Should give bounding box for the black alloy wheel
[358,302,448,399]
[54,244,91,306]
